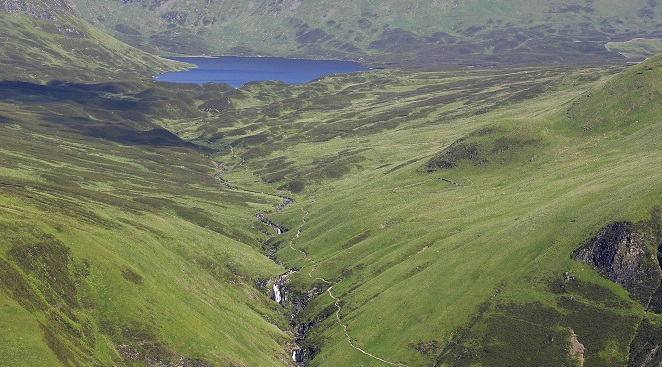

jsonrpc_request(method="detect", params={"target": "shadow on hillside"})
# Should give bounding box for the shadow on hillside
[44,113,207,149]
[0,80,211,150]
[0,113,16,124]
[0,80,139,110]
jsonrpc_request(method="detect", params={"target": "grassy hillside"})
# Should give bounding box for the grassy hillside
[2,1,662,365]
[152,56,662,366]
[0,5,302,362]
[69,0,662,67]
[0,80,298,366]
[0,0,186,82]
[607,38,662,59]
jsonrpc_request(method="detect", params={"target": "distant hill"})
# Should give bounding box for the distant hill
[70,0,662,67]
[0,0,185,82]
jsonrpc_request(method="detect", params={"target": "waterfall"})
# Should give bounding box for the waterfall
[292,349,303,363]
[273,283,283,304]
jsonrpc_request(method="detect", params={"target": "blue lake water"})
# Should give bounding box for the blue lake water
[155,56,369,88]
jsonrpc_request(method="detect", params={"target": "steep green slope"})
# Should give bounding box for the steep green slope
[0,4,304,362]
[0,80,295,366]
[162,57,662,366]
[2,1,662,364]
[70,0,662,66]
[0,0,186,82]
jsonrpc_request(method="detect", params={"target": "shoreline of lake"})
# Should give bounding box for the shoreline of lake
[161,54,367,63]
[154,56,370,88]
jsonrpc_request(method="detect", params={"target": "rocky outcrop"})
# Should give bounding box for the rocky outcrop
[572,221,662,305]
[289,287,326,367]
[572,208,662,366]
[3,0,59,21]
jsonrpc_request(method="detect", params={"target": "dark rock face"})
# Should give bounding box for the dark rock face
[571,209,662,367]
[572,221,662,305]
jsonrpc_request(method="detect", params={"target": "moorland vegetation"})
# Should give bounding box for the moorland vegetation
[71,0,662,67]
[1,1,662,366]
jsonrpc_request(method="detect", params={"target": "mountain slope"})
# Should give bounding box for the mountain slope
[70,0,662,67]
[2,1,662,365]
[0,3,299,365]
[4,61,659,365]
[0,80,295,366]
[0,0,186,82]
[164,56,662,365]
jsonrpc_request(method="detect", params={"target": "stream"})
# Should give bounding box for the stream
[259,199,411,366]
[214,159,408,365]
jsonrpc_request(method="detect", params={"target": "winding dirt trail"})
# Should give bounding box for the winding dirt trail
[287,206,411,367]
[325,286,410,367]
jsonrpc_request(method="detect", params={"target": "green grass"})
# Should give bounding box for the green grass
[190,57,662,366]
[0,292,62,366]
[0,61,661,365]
[2,8,662,364]
[0,0,187,83]
[0,77,296,365]
[606,38,662,59]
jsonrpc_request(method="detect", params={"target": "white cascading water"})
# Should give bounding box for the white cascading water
[273,283,282,304]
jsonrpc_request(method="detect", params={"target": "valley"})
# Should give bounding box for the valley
[213,63,662,366]
[1,1,662,366]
